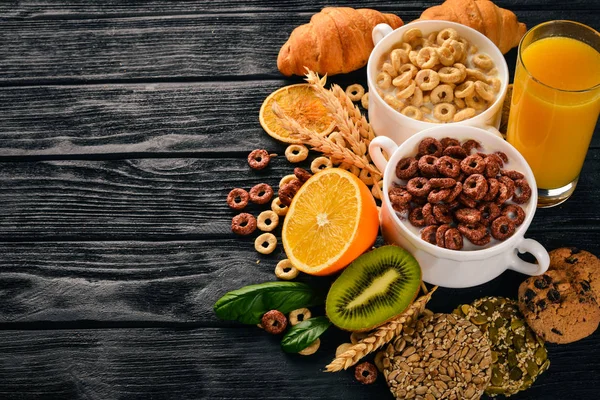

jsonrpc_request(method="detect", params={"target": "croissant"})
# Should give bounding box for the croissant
[419,0,527,54]
[277,7,403,76]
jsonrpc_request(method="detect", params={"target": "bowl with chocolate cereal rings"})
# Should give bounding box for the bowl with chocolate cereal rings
[369,125,550,288]
[367,20,509,145]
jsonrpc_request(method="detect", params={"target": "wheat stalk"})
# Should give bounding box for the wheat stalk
[330,84,375,143]
[324,287,438,372]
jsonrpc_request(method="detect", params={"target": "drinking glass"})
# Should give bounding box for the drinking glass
[507,20,600,208]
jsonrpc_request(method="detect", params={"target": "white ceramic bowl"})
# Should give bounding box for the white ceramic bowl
[369,125,549,288]
[367,20,509,145]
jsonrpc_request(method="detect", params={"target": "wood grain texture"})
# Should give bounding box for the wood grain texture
[0,10,598,84]
[0,327,597,400]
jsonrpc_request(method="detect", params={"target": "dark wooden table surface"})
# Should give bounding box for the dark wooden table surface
[0,1,599,399]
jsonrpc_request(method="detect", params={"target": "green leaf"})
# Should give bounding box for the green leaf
[213,281,323,325]
[281,316,331,353]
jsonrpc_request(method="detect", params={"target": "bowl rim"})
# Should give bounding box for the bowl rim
[367,20,509,128]
[380,125,538,261]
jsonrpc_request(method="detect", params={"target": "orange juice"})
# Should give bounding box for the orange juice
[507,36,600,189]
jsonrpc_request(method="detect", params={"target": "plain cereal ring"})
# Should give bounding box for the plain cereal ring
[489,78,502,93]
[298,338,321,356]
[361,92,369,109]
[436,223,451,247]
[381,62,398,78]
[294,167,312,183]
[442,145,467,160]
[415,69,440,91]
[392,71,412,88]
[440,137,460,149]
[231,213,257,235]
[421,225,439,244]
[418,137,443,157]
[391,49,410,71]
[501,169,525,180]
[433,103,456,122]
[455,208,482,224]
[257,210,279,232]
[396,80,417,99]
[384,94,405,111]
[403,28,423,43]
[513,179,532,204]
[474,80,496,102]
[468,43,479,55]
[399,63,418,78]
[409,207,427,227]
[249,183,274,204]
[491,216,516,240]
[418,155,439,177]
[465,94,487,111]
[453,63,467,81]
[359,169,375,186]
[437,28,459,45]
[458,222,488,243]
[430,84,455,104]
[466,68,489,83]
[473,53,495,71]
[438,66,462,84]
[435,155,461,177]
[410,87,424,107]
[395,157,419,180]
[454,97,466,109]
[436,45,455,66]
[453,107,476,122]
[310,156,332,174]
[433,204,453,224]
[401,105,423,120]
[275,259,299,280]
[328,132,346,148]
[420,106,432,116]
[371,179,384,200]
[428,188,451,204]
[271,197,288,216]
[445,181,463,202]
[501,204,526,226]
[478,201,501,226]
[416,47,440,69]
[482,178,500,201]
[454,81,475,98]
[460,154,486,175]
[279,174,297,188]
[498,176,516,200]
[429,177,456,189]
[248,149,270,170]
[407,177,432,197]
[408,50,419,66]
[463,174,489,200]
[285,144,309,163]
[445,228,464,250]
[255,233,277,254]
[346,84,365,101]
[289,307,311,325]
[227,188,249,210]
[376,72,392,90]
[461,139,481,154]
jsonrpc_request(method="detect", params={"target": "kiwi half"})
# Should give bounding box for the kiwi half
[325,245,422,332]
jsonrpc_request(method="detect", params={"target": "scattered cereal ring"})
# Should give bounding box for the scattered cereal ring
[298,338,320,355]
[478,201,501,226]
[255,232,277,254]
[271,197,288,216]
[415,69,440,91]
[445,228,464,250]
[249,183,274,204]
[293,167,312,183]
[285,144,309,163]
[248,149,270,170]
[257,210,279,232]
[355,362,378,385]
[275,259,299,280]
[371,179,384,200]
[473,53,494,71]
[435,155,461,178]
[231,213,257,235]
[227,188,249,210]
[310,156,333,174]
[433,102,456,122]
[374,351,385,373]
[513,179,532,204]
[491,216,516,240]
[278,179,302,206]
[346,84,365,102]
[361,92,369,109]
[430,84,454,104]
[326,132,345,148]
[421,225,439,244]
[401,105,423,120]
[261,310,287,335]
[395,157,419,180]
[501,204,525,226]
[359,169,375,186]
[453,107,476,122]
[289,307,311,325]
[376,72,392,90]
[279,174,297,188]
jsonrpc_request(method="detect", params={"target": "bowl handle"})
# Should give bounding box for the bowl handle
[506,238,550,276]
[372,24,393,46]
[484,125,503,139]
[369,136,398,173]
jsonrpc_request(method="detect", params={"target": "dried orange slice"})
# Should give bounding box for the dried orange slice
[282,168,379,276]
[259,83,335,143]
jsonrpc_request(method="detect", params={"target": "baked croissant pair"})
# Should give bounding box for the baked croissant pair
[278,0,527,77]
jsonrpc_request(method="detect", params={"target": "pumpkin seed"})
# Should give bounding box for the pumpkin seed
[471,314,488,325]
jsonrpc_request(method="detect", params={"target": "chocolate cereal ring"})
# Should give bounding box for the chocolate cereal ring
[227,188,249,210]
[440,137,460,149]
[293,167,312,183]
[418,137,443,157]
[285,144,309,163]
[478,201,501,226]
[433,204,453,224]
[513,179,532,204]
[445,228,464,250]
[458,192,478,208]
[455,208,482,224]
[469,232,491,246]
[389,187,412,207]
[458,222,487,243]
[491,216,516,240]
[442,145,468,160]
[463,174,488,200]
[255,233,277,255]
[436,224,452,247]
[428,188,451,204]
[406,177,432,197]
[421,225,439,244]
[429,177,456,189]
[249,183,274,205]
[501,170,525,180]
[418,155,439,177]
[498,176,515,200]
[460,154,486,175]
[484,157,501,178]
[485,153,505,168]
[422,203,438,226]
[445,181,463,202]
[231,213,257,235]
[279,174,297,188]
[257,210,279,232]
[482,178,500,201]
[461,139,481,154]
[395,157,419,180]
[495,151,509,164]
[502,204,525,226]
[435,156,461,178]
[409,207,427,227]
[494,183,510,205]
[248,149,270,170]
[278,179,302,206]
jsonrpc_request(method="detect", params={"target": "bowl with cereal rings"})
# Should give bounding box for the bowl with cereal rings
[367,20,509,145]
[369,125,550,288]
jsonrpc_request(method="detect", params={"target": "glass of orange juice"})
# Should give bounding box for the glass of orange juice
[507,20,600,208]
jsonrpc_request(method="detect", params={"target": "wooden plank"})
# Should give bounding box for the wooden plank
[0,11,597,84]
[1,81,598,158]
[0,154,598,241]
[0,327,597,399]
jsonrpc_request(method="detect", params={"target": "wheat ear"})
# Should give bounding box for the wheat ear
[324,287,438,372]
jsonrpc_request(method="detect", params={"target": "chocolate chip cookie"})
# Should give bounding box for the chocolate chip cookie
[518,269,600,344]
[549,247,600,302]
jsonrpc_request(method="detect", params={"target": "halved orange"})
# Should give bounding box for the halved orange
[259,83,335,143]
[282,168,379,276]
